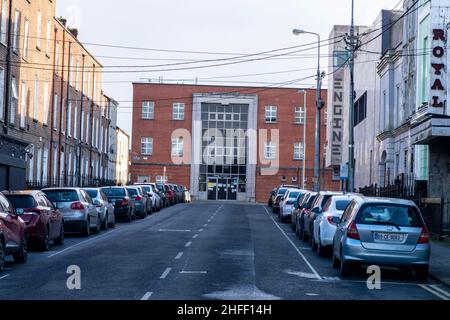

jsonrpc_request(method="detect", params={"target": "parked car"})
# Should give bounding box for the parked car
[296,192,318,239]
[155,184,170,207]
[164,184,176,205]
[272,187,299,213]
[0,193,28,272]
[84,188,115,230]
[303,191,344,245]
[279,189,308,223]
[135,184,161,212]
[3,191,65,251]
[171,184,183,204]
[312,194,357,257]
[182,186,191,203]
[291,192,309,231]
[332,196,431,280]
[43,188,101,236]
[126,186,151,218]
[101,187,136,222]
[268,188,277,207]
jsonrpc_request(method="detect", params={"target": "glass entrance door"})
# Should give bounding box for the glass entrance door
[207,178,218,200]
[217,178,228,200]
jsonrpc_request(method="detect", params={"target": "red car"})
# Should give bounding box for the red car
[3,191,64,252]
[164,184,175,205]
[0,193,28,273]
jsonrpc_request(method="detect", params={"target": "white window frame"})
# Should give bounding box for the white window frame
[74,105,78,139]
[0,0,7,45]
[294,142,305,160]
[0,67,4,121]
[53,93,58,129]
[19,81,26,128]
[265,106,277,123]
[33,74,38,120]
[141,137,153,155]
[172,103,185,121]
[264,142,277,160]
[36,11,42,49]
[142,101,154,120]
[12,10,19,52]
[23,19,29,60]
[171,137,184,157]
[10,77,18,125]
[45,19,51,56]
[67,102,72,137]
[295,106,305,124]
[42,82,49,125]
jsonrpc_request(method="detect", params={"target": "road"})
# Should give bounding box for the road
[0,202,448,300]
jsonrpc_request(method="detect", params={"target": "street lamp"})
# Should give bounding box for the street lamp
[299,89,307,189]
[293,28,324,192]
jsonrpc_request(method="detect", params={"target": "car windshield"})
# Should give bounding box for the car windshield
[141,186,151,193]
[156,185,164,191]
[4,195,35,209]
[277,188,287,196]
[288,192,300,199]
[336,200,351,211]
[85,190,98,198]
[356,204,424,228]
[126,188,138,196]
[45,190,79,203]
[320,195,333,207]
[102,188,126,197]
[307,195,317,207]
[286,200,296,205]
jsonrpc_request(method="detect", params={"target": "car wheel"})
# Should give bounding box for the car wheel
[339,252,352,277]
[13,234,28,264]
[101,214,108,231]
[93,215,101,234]
[415,266,429,281]
[0,239,5,273]
[40,228,50,252]
[310,229,317,250]
[295,221,300,237]
[108,214,116,229]
[54,224,64,245]
[82,219,91,237]
[317,232,326,257]
[332,251,340,268]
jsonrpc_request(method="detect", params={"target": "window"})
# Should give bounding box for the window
[294,142,305,160]
[53,93,58,129]
[19,82,26,128]
[142,101,154,119]
[36,11,42,49]
[354,92,367,126]
[0,0,7,45]
[137,176,150,183]
[141,137,153,155]
[23,19,29,60]
[36,147,42,183]
[12,10,19,52]
[86,113,90,142]
[171,137,184,157]
[172,103,185,120]
[45,19,51,55]
[80,110,84,141]
[333,50,348,69]
[295,106,305,124]
[265,106,277,123]
[264,142,277,160]
[33,74,38,120]
[10,77,18,125]
[0,67,4,121]
[43,83,49,125]
[55,44,59,74]
[67,102,72,136]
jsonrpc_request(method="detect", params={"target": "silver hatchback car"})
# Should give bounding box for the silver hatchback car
[43,188,101,237]
[332,196,430,280]
[84,188,116,230]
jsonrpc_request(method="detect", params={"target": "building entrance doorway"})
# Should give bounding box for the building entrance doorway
[207,177,238,201]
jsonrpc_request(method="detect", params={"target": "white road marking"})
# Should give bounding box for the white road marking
[140,292,153,300]
[193,234,199,239]
[418,284,449,300]
[47,229,119,258]
[175,252,184,260]
[158,229,191,233]
[160,268,172,279]
[306,293,319,296]
[180,271,208,274]
[199,228,204,232]
[185,241,192,248]
[0,274,10,280]
[262,206,321,280]
[429,285,450,298]
[203,224,208,227]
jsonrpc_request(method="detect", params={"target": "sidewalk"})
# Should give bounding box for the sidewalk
[429,238,450,287]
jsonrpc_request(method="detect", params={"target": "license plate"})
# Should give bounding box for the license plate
[374,232,405,242]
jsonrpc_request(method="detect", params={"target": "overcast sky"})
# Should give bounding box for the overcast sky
[56,0,400,136]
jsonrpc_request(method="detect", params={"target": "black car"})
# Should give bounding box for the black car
[268,188,277,207]
[101,187,136,222]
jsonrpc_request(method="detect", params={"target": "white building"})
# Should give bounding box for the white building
[115,127,130,185]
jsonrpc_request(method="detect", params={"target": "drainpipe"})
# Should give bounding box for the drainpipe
[56,29,66,187]
[49,26,58,186]
[3,0,13,132]
[77,54,85,186]
[64,41,72,186]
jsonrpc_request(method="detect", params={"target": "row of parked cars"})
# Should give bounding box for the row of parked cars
[269,185,431,280]
[0,183,191,273]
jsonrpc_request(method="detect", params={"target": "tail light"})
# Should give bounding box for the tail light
[347,221,360,240]
[70,202,85,210]
[121,199,129,206]
[417,226,429,244]
[135,196,142,201]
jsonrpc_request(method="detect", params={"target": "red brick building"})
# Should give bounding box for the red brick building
[130,83,339,203]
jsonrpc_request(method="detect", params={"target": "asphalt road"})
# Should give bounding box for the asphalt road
[0,202,448,300]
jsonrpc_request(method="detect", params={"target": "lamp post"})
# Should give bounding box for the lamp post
[299,89,307,189]
[293,29,323,192]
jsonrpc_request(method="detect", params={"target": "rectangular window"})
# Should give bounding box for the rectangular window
[53,94,58,129]
[28,147,34,181]
[333,50,348,69]
[36,11,42,49]
[294,142,305,160]
[36,147,42,183]
[86,113,90,143]
[0,67,4,121]
[265,106,277,123]
[141,137,153,155]
[45,19,51,55]
[354,92,367,126]
[12,10,19,52]
[10,77,18,125]
[172,103,185,120]
[295,106,305,124]
[74,105,78,139]
[61,98,65,134]
[264,142,276,160]
[0,0,7,45]
[55,44,59,74]
[42,148,48,183]
[23,19,29,60]
[142,101,154,119]
[171,137,184,157]
[42,83,49,125]
[81,110,85,141]
[67,102,72,136]
[19,82,26,128]
[33,74,38,120]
